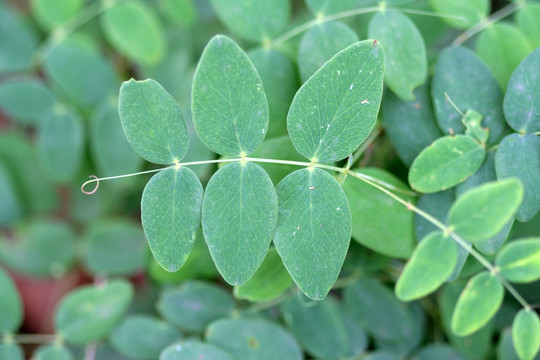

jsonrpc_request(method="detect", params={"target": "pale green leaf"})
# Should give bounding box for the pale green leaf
[451,271,504,336]
[476,23,533,89]
[448,179,523,243]
[305,0,361,15]
[496,238,540,283]
[274,168,351,300]
[192,35,269,156]
[504,47,540,133]
[396,231,458,301]
[408,135,486,193]
[297,21,358,82]
[120,80,189,166]
[33,345,74,360]
[30,0,83,30]
[0,78,56,125]
[142,167,203,272]
[0,6,38,74]
[110,315,181,359]
[101,1,165,65]
[160,341,234,360]
[55,280,133,344]
[343,167,415,259]
[0,267,22,333]
[432,46,507,144]
[159,0,197,28]
[512,309,540,360]
[234,247,292,302]
[427,0,488,29]
[368,9,426,100]
[209,0,290,43]
[462,110,489,144]
[202,162,277,285]
[517,3,540,48]
[206,318,303,360]
[495,134,540,221]
[0,342,23,360]
[288,40,384,163]
[157,281,235,333]
[0,161,23,227]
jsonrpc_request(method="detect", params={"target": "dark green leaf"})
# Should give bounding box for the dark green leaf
[142,167,203,272]
[192,35,269,156]
[202,162,277,285]
[0,6,38,74]
[495,134,540,221]
[512,309,540,360]
[408,135,486,193]
[119,78,190,165]
[157,281,235,332]
[33,344,74,360]
[496,238,540,283]
[517,3,540,48]
[415,190,454,241]
[427,0,488,29]
[160,341,234,360]
[288,40,384,163]
[0,161,23,226]
[206,318,303,360]
[0,267,22,333]
[55,280,133,345]
[274,168,351,300]
[0,78,56,125]
[30,0,83,30]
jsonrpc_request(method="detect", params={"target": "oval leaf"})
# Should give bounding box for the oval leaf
[0,267,22,333]
[288,40,384,163]
[368,9,426,100]
[119,78,189,165]
[0,78,56,125]
[274,168,351,300]
[504,47,540,133]
[202,162,277,285]
[0,6,38,74]
[0,161,23,227]
[512,309,540,360]
[33,344,74,360]
[427,0,489,29]
[408,135,486,193]
[517,3,540,48]
[31,0,83,30]
[192,35,269,156]
[396,231,458,301]
[451,271,504,336]
[160,341,234,360]
[54,280,133,345]
[496,238,540,283]
[448,179,523,243]
[0,342,24,360]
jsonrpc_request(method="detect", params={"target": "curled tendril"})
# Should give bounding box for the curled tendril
[81,175,99,195]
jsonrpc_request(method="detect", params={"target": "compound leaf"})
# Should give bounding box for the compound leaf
[160,341,234,360]
[288,40,384,163]
[192,35,269,156]
[119,79,189,165]
[0,267,22,333]
[451,271,504,336]
[408,135,485,193]
[396,231,458,301]
[142,167,203,272]
[496,238,540,283]
[274,168,351,300]
[512,309,540,360]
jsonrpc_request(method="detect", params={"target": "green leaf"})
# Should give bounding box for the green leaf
[512,309,540,360]
[0,342,23,360]
[159,0,197,28]
[30,0,83,30]
[432,46,507,144]
[368,10,426,100]
[476,23,533,89]
[157,281,235,332]
[412,344,462,360]
[33,345,74,360]
[119,78,190,165]
[0,221,76,278]
[192,35,269,156]
[234,247,292,302]
[0,78,56,125]
[343,167,415,258]
[287,40,384,163]
[382,83,442,167]
[0,267,22,333]
[206,318,303,360]
[281,295,351,359]
[451,271,504,336]
[517,3,540,48]
[142,167,203,272]
[415,190,454,241]
[160,341,234,360]
[44,40,118,107]
[110,315,181,359]
[202,162,277,285]
[248,48,298,138]
[496,238,540,283]
[396,231,458,301]
[0,161,23,227]
[408,135,486,193]
[305,0,361,15]
[297,21,358,82]
[0,6,38,74]
[504,47,540,133]
[448,179,523,243]
[54,280,133,345]
[101,1,165,65]
[495,134,540,221]
[274,168,351,300]
[427,0,488,29]
[209,0,289,43]
[83,220,149,276]
[36,107,84,183]
[462,110,489,144]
